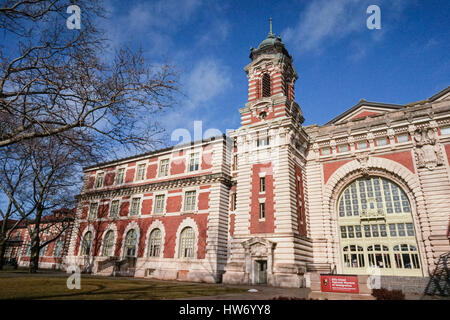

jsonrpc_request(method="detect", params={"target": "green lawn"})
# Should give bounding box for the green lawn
[0,272,246,300]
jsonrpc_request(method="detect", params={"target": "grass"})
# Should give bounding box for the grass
[0,272,246,300]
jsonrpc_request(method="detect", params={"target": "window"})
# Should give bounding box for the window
[179,227,195,258]
[130,198,141,216]
[115,168,125,185]
[376,137,388,146]
[393,244,420,269]
[233,155,238,171]
[441,126,450,135]
[24,243,31,256]
[40,245,47,257]
[357,141,368,150]
[189,153,200,172]
[320,147,331,155]
[257,137,270,147]
[159,159,169,177]
[367,245,391,268]
[338,144,349,153]
[184,191,196,211]
[260,177,266,192]
[231,193,237,211]
[88,202,98,220]
[54,241,64,257]
[154,195,165,214]
[259,203,265,219]
[124,229,137,257]
[81,232,93,256]
[148,229,162,257]
[136,164,146,181]
[110,200,120,218]
[262,73,271,97]
[102,230,115,256]
[95,172,104,188]
[343,245,365,268]
[397,134,409,143]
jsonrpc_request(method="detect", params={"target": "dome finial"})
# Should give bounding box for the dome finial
[269,17,273,36]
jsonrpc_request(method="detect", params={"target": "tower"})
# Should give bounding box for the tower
[223,20,311,287]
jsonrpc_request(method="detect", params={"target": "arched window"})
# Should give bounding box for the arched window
[338,176,422,276]
[124,229,137,257]
[81,231,93,256]
[179,227,195,258]
[102,230,115,257]
[393,244,420,269]
[148,229,162,257]
[54,240,64,257]
[262,73,271,97]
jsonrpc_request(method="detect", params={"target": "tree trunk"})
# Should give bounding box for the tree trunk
[29,229,40,273]
[0,238,6,270]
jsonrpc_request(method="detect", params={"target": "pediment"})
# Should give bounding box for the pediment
[326,100,403,125]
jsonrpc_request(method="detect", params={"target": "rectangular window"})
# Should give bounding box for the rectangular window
[364,225,371,237]
[380,224,387,237]
[406,223,415,236]
[397,134,409,143]
[184,191,196,211]
[320,147,331,155]
[115,168,125,185]
[259,203,265,219]
[130,198,141,216]
[136,164,146,181]
[88,203,98,220]
[110,200,120,217]
[260,177,266,192]
[159,159,169,177]
[95,173,104,188]
[257,137,270,147]
[376,137,388,146]
[340,226,347,238]
[154,195,165,214]
[389,223,397,237]
[189,153,200,172]
[338,144,349,153]
[357,141,368,150]
[441,126,450,135]
[231,193,237,211]
[397,223,406,236]
[232,155,238,171]
[348,226,354,238]
[355,225,362,238]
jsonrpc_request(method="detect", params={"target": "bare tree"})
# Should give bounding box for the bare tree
[0,0,179,152]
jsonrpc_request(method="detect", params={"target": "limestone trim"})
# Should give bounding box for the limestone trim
[173,217,200,260]
[143,220,166,258]
[98,223,118,257]
[119,221,141,258]
[322,157,428,276]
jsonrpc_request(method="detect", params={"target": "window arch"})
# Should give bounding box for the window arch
[81,231,93,256]
[102,230,115,257]
[337,176,422,276]
[261,73,271,97]
[124,229,137,257]
[179,227,195,258]
[148,229,162,257]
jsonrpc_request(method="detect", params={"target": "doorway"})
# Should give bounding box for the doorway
[255,260,267,284]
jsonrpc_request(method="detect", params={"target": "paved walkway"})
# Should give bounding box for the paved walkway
[178,285,311,300]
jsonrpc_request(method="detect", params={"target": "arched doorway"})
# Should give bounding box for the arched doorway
[337,176,423,276]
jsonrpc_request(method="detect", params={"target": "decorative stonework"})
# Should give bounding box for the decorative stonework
[412,127,444,170]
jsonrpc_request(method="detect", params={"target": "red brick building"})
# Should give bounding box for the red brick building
[65,26,450,288]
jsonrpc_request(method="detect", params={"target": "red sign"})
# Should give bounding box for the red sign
[320,275,359,293]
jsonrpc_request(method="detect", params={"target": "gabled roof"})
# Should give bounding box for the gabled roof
[428,86,450,102]
[325,100,404,125]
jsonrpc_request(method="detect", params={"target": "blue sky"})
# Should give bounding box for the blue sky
[100,0,449,147]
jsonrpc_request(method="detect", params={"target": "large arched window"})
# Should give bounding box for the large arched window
[261,73,271,97]
[179,227,195,258]
[148,229,162,257]
[124,229,137,257]
[337,176,422,277]
[81,231,93,256]
[102,230,115,257]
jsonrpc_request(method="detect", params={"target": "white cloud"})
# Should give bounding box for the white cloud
[282,0,411,54]
[186,58,231,104]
